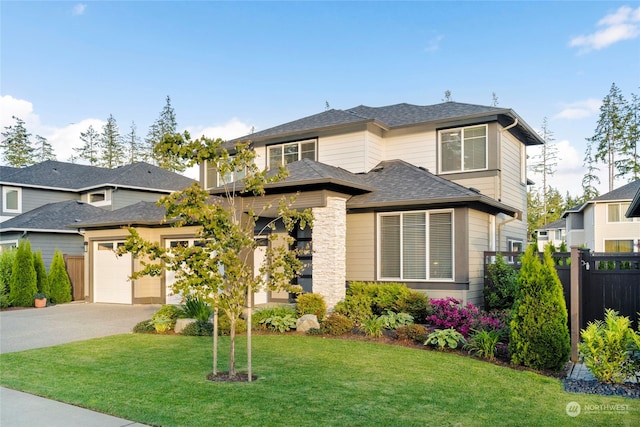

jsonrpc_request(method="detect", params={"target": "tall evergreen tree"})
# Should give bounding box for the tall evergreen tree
[146,95,184,171]
[74,125,101,165]
[617,91,640,181]
[48,250,72,304]
[9,240,37,307]
[99,114,125,168]
[581,140,601,201]
[1,116,36,167]
[34,135,56,162]
[530,117,558,224]
[125,121,144,164]
[33,250,50,296]
[589,83,627,192]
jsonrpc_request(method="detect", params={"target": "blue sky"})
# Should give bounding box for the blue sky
[1,1,639,197]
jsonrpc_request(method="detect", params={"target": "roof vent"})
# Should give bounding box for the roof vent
[418,166,430,173]
[469,187,481,193]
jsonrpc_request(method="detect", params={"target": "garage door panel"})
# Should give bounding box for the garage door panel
[94,241,132,304]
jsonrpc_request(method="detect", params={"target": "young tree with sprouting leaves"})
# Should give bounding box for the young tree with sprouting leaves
[1,116,35,167]
[99,114,125,168]
[74,125,101,165]
[119,134,312,381]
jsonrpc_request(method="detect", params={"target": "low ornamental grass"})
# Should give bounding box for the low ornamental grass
[0,334,637,426]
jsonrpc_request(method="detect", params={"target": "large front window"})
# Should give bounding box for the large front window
[267,139,316,168]
[379,210,453,280]
[604,239,634,252]
[440,125,487,173]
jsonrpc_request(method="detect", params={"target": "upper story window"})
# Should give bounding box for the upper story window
[88,190,111,207]
[267,139,316,168]
[439,125,487,173]
[378,210,453,281]
[2,186,21,213]
[607,202,633,223]
[205,159,246,189]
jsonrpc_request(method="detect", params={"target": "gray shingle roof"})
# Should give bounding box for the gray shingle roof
[0,200,106,232]
[231,102,543,146]
[593,179,640,202]
[537,218,566,230]
[1,160,195,192]
[70,201,168,228]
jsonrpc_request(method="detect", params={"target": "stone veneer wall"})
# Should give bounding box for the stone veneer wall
[311,196,347,309]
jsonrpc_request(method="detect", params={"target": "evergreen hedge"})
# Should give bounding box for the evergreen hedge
[33,250,50,297]
[9,240,38,307]
[509,245,570,371]
[48,250,72,304]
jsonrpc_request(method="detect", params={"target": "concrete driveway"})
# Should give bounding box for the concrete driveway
[0,302,160,354]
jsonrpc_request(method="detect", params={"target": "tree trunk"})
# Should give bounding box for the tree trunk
[229,315,236,377]
[247,285,252,382]
[213,307,218,376]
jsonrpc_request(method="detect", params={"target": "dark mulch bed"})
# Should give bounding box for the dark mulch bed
[564,379,640,399]
[207,372,258,382]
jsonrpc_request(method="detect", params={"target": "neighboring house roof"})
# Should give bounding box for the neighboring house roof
[536,218,566,231]
[0,160,195,192]
[70,201,169,229]
[563,180,640,217]
[627,187,640,218]
[230,102,543,147]
[0,165,20,180]
[0,200,106,234]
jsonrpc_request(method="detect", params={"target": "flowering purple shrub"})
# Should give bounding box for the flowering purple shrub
[426,298,508,339]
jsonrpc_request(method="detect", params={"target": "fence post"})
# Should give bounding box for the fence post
[570,246,580,362]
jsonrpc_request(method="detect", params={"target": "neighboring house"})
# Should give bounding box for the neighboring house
[68,101,542,307]
[0,160,195,272]
[564,180,640,252]
[534,218,566,252]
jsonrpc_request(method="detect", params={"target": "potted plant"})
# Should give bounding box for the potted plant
[34,292,47,308]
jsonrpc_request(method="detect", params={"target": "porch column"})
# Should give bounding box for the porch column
[311,196,347,309]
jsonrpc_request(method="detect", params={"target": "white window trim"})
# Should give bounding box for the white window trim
[2,186,22,213]
[376,209,454,282]
[0,240,19,251]
[266,139,317,169]
[438,124,488,174]
[88,190,111,207]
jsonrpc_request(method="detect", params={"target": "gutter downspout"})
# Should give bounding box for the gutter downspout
[497,211,520,251]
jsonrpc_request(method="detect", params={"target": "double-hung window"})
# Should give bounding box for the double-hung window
[2,186,21,213]
[204,159,246,189]
[267,139,316,168]
[439,125,487,173]
[379,210,453,281]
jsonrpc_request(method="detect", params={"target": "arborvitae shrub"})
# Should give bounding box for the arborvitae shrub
[0,249,16,295]
[9,240,38,307]
[296,293,327,320]
[484,254,519,311]
[509,245,570,371]
[48,250,72,304]
[33,250,50,297]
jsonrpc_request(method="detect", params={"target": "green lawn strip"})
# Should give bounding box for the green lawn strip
[0,334,637,426]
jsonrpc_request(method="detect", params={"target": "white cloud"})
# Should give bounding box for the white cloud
[569,5,640,52]
[424,35,444,53]
[72,4,87,16]
[0,95,40,129]
[185,118,253,141]
[553,99,601,120]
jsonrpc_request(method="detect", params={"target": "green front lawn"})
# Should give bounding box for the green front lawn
[0,334,637,426]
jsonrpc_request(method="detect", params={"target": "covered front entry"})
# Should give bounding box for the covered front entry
[93,241,132,304]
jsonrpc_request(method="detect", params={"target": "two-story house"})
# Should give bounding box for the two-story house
[564,179,640,252]
[534,218,566,252]
[0,160,195,269]
[69,102,541,307]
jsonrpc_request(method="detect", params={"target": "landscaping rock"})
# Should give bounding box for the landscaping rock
[175,318,196,334]
[296,314,320,332]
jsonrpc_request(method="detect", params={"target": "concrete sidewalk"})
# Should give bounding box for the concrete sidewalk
[0,302,159,426]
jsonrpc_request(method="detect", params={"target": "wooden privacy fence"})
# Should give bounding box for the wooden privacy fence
[484,249,640,330]
[63,255,84,301]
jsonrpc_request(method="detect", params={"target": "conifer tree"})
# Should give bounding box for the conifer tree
[125,121,144,164]
[9,240,37,307]
[1,116,36,167]
[146,96,184,171]
[33,250,50,296]
[74,125,101,165]
[99,114,125,168]
[48,250,72,304]
[34,135,56,162]
[509,245,570,370]
[618,91,640,181]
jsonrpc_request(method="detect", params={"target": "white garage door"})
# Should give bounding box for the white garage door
[93,241,132,304]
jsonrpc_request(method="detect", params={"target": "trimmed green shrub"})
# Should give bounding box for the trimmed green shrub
[180,296,212,322]
[509,245,570,371]
[579,309,640,383]
[33,250,50,297]
[393,291,431,322]
[182,320,214,336]
[320,313,354,335]
[0,248,16,296]
[133,320,156,333]
[484,254,519,311]
[218,313,247,336]
[9,240,38,307]
[296,293,327,321]
[48,250,72,304]
[395,324,428,343]
[334,294,373,326]
[425,328,466,351]
[348,281,413,315]
[151,304,180,330]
